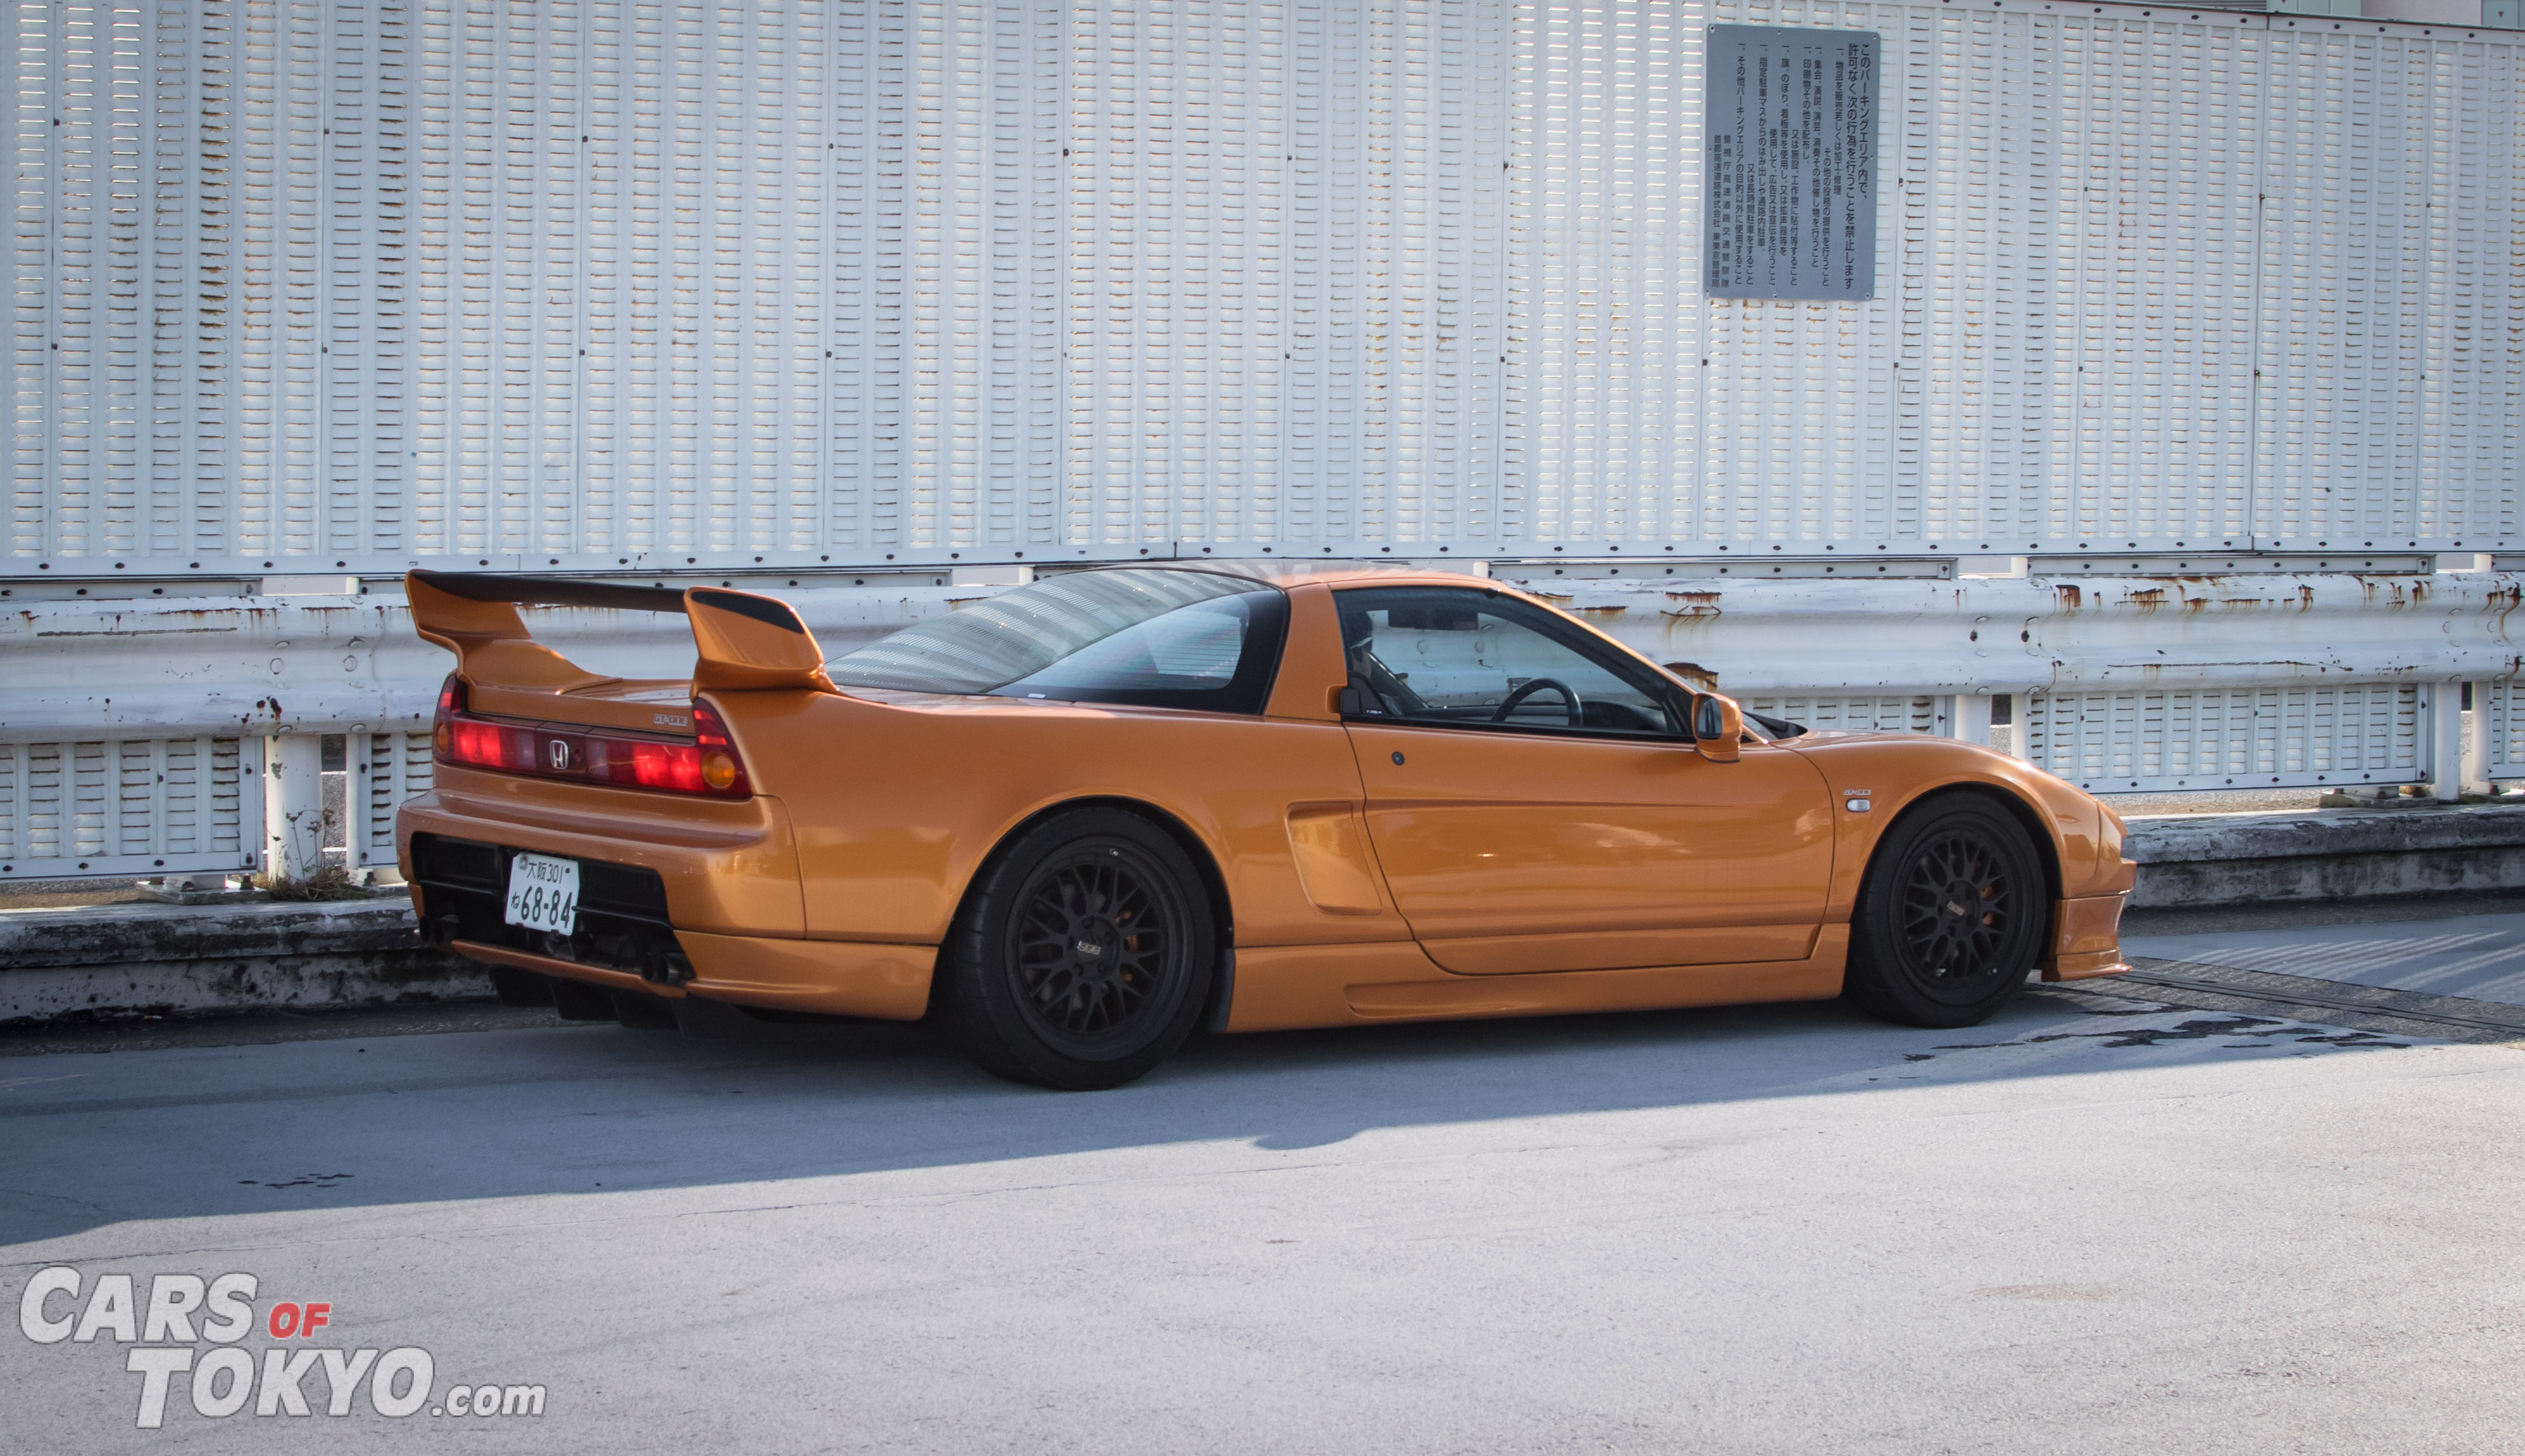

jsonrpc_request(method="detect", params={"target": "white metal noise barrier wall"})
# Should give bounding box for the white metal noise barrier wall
[9,0,2523,575]
[0,730,432,882]
[0,735,259,879]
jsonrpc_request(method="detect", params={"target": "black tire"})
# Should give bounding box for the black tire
[1843,794,2048,1029]
[940,808,1217,1090]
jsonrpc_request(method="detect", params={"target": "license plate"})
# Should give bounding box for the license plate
[503,852,580,936]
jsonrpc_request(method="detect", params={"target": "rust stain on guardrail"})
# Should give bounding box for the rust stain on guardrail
[1656,591,1723,645]
[2356,577,2426,609]
[2488,584,2523,639]
[1659,591,1723,616]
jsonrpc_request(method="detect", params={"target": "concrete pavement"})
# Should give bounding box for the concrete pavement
[5,955,2524,1453]
[2128,911,2525,1005]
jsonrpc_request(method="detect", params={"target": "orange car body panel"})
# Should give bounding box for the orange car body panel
[397,567,2136,1028]
[766,692,1411,949]
[1343,725,1835,972]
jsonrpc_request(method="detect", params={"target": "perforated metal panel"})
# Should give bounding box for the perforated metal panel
[1741,694,1944,735]
[1277,0,1508,549]
[2257,27,2525,549]
[1502,3,2280,552]
[2482,680,2525,782]
[8,3,2525,573]
[358,727,432,865]
[1506,0,1715,544]
[414,0,580,558]
[2024,683,2426,792]
[2039,11,2262,549]
[0,735,259,878]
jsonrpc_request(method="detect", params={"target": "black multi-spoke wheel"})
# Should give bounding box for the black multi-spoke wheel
[1012,855,1175,1046]
[1844,794,2048,1028]
[1898,832,2018,981]
[941,808,1217,1090]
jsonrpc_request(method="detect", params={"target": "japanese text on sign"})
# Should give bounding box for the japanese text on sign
[1704,25,1880,300]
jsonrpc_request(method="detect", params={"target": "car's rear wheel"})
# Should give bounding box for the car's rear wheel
[941,808,1217,1090]
[1843,794,2047,1029]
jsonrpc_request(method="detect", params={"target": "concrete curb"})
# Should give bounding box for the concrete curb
[0,898,475,1023]
[2124,804,2525,908]
[8,803,2525,1023]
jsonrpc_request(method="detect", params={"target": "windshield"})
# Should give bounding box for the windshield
[827,569,1289,714]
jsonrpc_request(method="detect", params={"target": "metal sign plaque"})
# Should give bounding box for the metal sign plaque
[1703,24,1881,300]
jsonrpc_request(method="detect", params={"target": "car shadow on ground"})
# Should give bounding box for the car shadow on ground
[0,986,2432,1247]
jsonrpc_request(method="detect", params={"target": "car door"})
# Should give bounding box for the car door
[1333,584,1836,974]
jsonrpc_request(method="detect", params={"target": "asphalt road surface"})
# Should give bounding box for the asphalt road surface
[7,915,2525,1453]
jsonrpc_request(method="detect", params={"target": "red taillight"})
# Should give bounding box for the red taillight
[430,673,751,798]
[432,673,464,759]
[628,738,705,792]
[690,700,750,795]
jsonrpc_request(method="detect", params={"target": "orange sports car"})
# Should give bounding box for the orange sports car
[397,565,2135,1089]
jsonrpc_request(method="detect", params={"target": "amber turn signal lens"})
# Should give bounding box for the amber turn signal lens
[701,751,738,791]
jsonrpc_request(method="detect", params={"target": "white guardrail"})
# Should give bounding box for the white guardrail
[3,561,2519,880]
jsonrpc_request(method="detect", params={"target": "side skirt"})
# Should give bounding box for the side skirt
[1222,927,1851,1033]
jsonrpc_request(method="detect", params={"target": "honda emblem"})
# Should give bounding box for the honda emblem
[546,740,572,772]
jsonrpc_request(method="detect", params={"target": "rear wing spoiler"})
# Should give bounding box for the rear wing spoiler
[404,570,836,695]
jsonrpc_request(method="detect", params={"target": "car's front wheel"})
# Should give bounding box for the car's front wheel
[1843,794,2048,1029]
[940,808,1217,1090]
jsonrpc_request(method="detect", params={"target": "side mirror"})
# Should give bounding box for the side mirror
[1691,692,1743,764]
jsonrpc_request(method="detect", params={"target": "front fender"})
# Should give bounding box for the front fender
[1785,731,2126,920]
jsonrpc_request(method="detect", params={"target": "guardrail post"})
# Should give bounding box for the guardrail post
[262,732,326,881]
[345,726,373,876]
[2429,681,2466,802]
[1954,693,1995,747]
[2466,682,2493,795]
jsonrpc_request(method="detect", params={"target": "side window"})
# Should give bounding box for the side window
[1333,587,1683,737]
[830,570,1290,714]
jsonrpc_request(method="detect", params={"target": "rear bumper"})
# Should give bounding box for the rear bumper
[397,774,808,935]
[400,780,933,1020]
[446,933,935,1021]
[411,834,694,984]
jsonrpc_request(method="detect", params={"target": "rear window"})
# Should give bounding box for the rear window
[827,569,1289,714]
